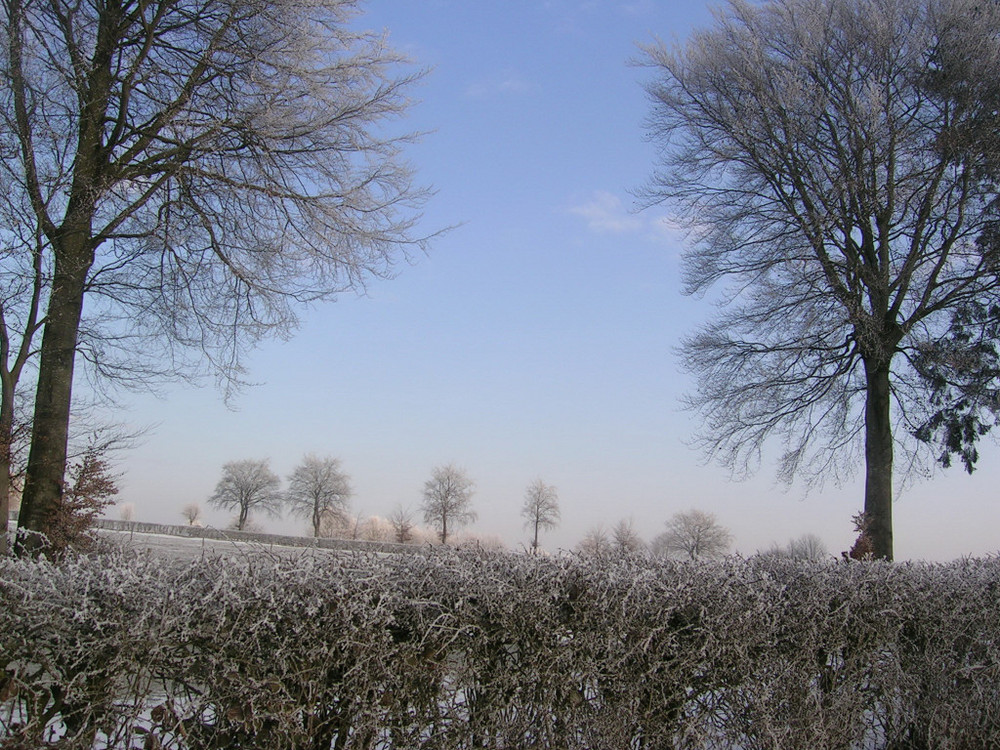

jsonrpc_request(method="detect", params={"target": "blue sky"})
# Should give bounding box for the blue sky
[113,0,1000,560]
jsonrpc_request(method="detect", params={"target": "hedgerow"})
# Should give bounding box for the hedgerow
[0,549,997,748]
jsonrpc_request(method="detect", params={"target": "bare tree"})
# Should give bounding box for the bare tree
[653,510,732,561]
[521,479,560,554]
[420,465,476,545]
[180,503,202,527]
[640,0,1000,560]
[787,533,830,562]
[388,505,416,544]
[764,533,830,561]
[318,508,351,539]
[359,515,393,543]
[209,460,282,532]
[611,518,646,554]
[0,207,45,555]
[286,455,352,537]
[577,525,611,556]
[3,0,431,553]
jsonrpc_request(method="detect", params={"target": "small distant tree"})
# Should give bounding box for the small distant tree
[286,455,352,537]
[209,459,282,532]
[521,479,560,554]
[421,464,476,545]
[764,533,830,561]
[359,515,393,543]
[654,509,733,561]
[612,518,646,554]
[388,505,416,544]
[46,444,120,555]
[180,503,203,527]
[118,503,135,522]
[787,533,829,561]
[577,525,611,556]
[317,508,351,539]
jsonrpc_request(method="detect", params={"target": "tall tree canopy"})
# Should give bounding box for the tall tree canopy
[1,0,429,551]
[641,0,1000,559]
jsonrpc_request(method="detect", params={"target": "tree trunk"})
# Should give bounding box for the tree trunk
[863,358,894,561]
[0,379,13,557]
[16,252,89,554]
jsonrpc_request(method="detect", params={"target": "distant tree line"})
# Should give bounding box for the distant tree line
[203,459,554,550]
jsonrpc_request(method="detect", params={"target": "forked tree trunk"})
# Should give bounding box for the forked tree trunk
[863,358,894,561]
[16,251,89,554]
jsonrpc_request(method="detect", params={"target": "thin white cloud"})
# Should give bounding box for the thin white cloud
[465,70,535,99]
[650,214,688,244]
[568,191,692,253]
[621,0,655,18]
[568,191,644,234]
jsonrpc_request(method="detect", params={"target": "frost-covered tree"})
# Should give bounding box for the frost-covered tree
[764,533,830,561]
[787,533,830,561]
[612,518,646,554]
[209,460,282,532]
[4,0,431,553]
[521,479,559,553]
[180,503,202,527]
[577,525,611,556]
[654,509,732,561]
[388,505,416,544]
[286,455,352,537]
[641,0,1000,560]
[420,465,476,545]
[359,515,393,543]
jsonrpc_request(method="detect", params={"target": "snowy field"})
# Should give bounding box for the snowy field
[98,528,345,562]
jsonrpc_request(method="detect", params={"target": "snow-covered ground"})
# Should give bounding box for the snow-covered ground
[98,528,342,562]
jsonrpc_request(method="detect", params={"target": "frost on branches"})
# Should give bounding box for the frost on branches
[1,550,998,748]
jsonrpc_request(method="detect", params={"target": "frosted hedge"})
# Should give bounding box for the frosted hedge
[0,549,998,749]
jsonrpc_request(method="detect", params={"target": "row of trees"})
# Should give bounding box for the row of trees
[209,456,352,537]
[206,460,565,550]
[208,459,827,559]
[578,510,734,560]
[579,511,831,561]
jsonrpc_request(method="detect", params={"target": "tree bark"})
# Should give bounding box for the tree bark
[16,248,90,554]
[0,377,13,556]
[863,358,894,561]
